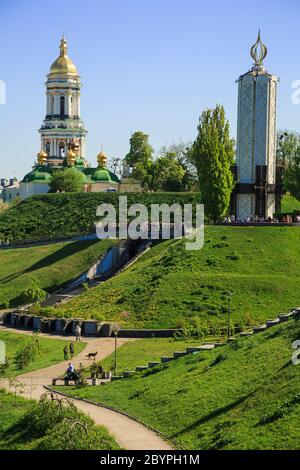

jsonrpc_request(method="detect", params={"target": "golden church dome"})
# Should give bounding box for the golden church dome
[67,148,76,166]
[37,149,48,165]
[97,150,108,167]
[49,37,78,76]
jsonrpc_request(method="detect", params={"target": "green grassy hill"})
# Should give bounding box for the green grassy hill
[0,239,114,307]
[63,318,300,450]
[0,192,200,242]
[56,226,300,331]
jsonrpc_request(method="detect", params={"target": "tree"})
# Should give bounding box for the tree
[21,279,47,305]
[284,147,300,201]
[125,131,153,188]
[49,168,86,193]
[190,105,235,220]
[277,131,300,169]
[159,142,198,191]
[276,130,300,201]
[151,151,185,191]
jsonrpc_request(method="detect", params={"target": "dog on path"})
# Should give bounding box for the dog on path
[86,352,98,360]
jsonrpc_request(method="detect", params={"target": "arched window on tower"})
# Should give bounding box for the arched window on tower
[59,142,65,158]
[70,96,73,117]
[45,142,50,155]
[60,96,65,116]
[51,97,54,115]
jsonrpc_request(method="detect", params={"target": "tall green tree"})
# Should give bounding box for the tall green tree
[190,105,235,220]
[283,147,300,201]
[125,131,153,188]
[49,167,86,193]
[151,151,185,191]
[277,131,300,169]
[159,142,198,191]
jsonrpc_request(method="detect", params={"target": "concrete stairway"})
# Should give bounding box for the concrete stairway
[120,307,300,380]
[121,342,218,378]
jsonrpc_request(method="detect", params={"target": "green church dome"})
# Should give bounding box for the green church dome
[22,166,52,183]
[90,167,119,184]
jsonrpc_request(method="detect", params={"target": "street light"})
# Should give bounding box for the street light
[113,326,120,376]
[227,292,233,340]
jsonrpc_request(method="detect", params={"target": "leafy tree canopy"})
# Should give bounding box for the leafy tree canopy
[49,168,86,193]
[189,104,235,221]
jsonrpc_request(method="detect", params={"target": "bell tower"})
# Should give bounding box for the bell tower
[232,32,280,220]
[39,37,87,166]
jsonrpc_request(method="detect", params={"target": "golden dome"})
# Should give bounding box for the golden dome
[67,148,76,166]
[49,37,78,76]
[97,150,108,167]
[37,149,47,165]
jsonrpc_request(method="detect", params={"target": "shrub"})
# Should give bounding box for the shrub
[21,279,47,305]
[14,339,40,369]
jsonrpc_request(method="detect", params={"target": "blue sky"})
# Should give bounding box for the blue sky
[1,0,300,179]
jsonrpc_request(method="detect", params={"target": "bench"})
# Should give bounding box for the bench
[52,377,77,386]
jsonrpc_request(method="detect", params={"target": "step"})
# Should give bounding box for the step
[201,343,216,349]
[266,319,280,328]
[293,310,300,319]
[161,356,173,363]
[278,313,294,322]
[227,337,236,342]
[240,331,254,336]
[186,344,215,354]
[123,370,135,378]
[135,366,149,372]
[173,351,188,359]
[148,361,160,368]
[253,324,267,334]
[290,307,300,313]
[111,375,123,381]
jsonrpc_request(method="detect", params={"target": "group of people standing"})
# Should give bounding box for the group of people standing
[63,324,82,360]
[222,214,300,224]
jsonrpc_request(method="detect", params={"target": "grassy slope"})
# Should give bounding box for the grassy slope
[58,226,300,330]
[0,390,119,450]
[0,330,85,377]
[0,192,200,242]
[0,239,114,306]
[281,193,300,212]
[63,319,300,450]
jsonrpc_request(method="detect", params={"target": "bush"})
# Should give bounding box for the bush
[21,279,47,305]
[14,339,40,369]
[18,393,119,449]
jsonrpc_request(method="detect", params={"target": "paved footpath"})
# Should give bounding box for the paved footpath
[0,326,172,450]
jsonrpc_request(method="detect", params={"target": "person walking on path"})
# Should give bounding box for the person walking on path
[63,345,68,360]
[75,324,82,342]
[69,342,75,359]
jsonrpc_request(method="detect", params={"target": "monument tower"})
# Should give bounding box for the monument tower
[231,32,281,220]
[39,37,87,166]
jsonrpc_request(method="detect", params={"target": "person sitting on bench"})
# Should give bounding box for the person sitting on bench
[66,363,74,378]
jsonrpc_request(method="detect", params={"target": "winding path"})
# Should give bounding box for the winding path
[0,326,172,450]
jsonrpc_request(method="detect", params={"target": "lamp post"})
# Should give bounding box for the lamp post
[113,327,120,376]
[227,292,232,339]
